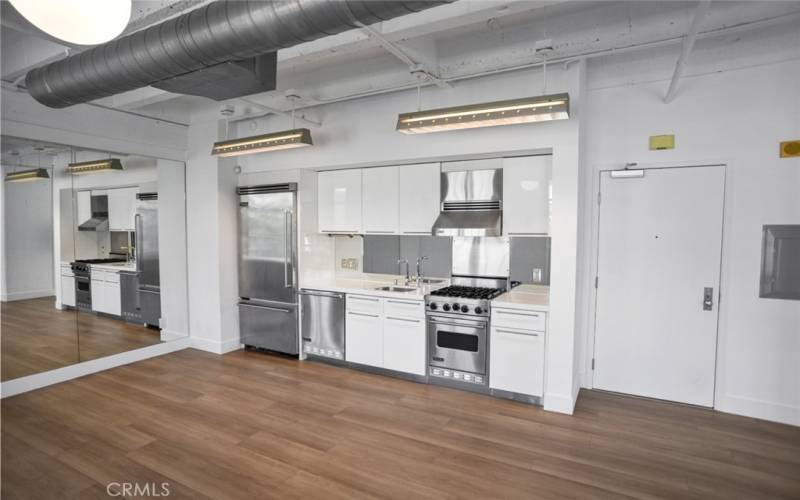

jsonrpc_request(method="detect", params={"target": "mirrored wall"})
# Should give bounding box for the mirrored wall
[1,135,189,382]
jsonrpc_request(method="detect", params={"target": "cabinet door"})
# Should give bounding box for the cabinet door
[108,187,138,231]
[106,282,121,316]
[76,191,92,225]
[502,156,552,236]
[345,310,383,367]
[383,315,426,375]
[61,275,76,307]
[399,163,440,235]
[489,326,544,396]
[91,279,106,313]
[318,169,362,233]
[362,166,399,234]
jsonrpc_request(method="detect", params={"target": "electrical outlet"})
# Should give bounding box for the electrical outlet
[340,258,358,270]
[532,268,543,283]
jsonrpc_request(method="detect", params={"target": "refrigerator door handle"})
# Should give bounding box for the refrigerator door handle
[134,213,143,274]
[284,210,294,288]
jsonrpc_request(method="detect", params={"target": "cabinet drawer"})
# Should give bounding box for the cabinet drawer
[491,307,546,331]
[346,294,382,315]
[384,298,424,319]
[104,272,120,284]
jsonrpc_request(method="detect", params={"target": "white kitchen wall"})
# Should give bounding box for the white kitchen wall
[583,54,800,425]
[1,168,54,301]
[190,63,585,413]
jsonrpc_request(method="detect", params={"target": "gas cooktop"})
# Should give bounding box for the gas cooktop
[429,285,506,301]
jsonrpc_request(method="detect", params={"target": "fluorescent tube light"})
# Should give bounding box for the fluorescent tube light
[211,128,313,157]
[396,93,569,134]
[67,158,124,174]
[4,168,50,182]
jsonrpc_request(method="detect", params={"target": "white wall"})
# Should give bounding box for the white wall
[1,168,54,301]
[200,65,585,413]
[583,54,800,425]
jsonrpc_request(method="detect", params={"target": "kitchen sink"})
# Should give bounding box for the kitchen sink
[375,286,417,292]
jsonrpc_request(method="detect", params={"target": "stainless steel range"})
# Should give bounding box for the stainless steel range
[426,283,507,388]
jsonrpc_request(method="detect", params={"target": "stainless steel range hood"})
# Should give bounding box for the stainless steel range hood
[78,195,109,231]
[432,169,503,237]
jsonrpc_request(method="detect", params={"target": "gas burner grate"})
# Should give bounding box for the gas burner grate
[430,285,505,300]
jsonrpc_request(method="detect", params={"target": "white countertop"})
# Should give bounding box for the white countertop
[492,284,550,312]
[302,274,448,300]
[91,262,137,272]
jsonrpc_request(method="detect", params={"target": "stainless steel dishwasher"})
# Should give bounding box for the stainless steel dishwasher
[299,289,345,360]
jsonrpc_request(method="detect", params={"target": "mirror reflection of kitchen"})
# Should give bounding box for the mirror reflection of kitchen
[2,135,188,381]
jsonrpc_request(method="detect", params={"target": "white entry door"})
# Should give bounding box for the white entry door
[594,165,725,407]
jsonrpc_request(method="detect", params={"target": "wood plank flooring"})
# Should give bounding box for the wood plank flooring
[2,348,799,499]
[1,297,162,381]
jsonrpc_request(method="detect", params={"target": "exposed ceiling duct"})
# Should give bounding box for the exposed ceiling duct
[24,0,449,108]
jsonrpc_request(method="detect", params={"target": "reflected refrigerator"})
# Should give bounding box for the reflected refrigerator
[135,192,161,328]
[237,183,299,355]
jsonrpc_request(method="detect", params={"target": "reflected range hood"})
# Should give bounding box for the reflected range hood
[432,169,503,237]
[78,195,109,231]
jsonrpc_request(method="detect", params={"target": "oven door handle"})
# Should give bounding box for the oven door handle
[427,316,487,328]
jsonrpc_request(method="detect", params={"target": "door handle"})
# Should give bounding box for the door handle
[703,287,714,311]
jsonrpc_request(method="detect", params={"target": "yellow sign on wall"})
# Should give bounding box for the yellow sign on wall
[780,140,800,158]
[649,134,675,150]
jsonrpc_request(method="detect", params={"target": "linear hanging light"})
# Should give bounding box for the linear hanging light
[211,128,313,157]
[396,93,569,134]
[67,158,124,174]
[4,168,50,182]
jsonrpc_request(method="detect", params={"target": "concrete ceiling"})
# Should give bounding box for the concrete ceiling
[2,1,799,126]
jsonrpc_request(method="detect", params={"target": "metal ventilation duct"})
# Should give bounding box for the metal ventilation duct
[25,0,448,108]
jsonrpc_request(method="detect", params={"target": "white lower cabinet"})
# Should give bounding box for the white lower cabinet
[91,277,106,313]
[345,294,426,375]
[61,273,76,308]
[345,310,383,367]
[490,308,546,397]
[90,269,122,316]
[383,315,426,375]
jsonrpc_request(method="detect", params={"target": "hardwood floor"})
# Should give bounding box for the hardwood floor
[1,297,162,381]
[2,349,799,499]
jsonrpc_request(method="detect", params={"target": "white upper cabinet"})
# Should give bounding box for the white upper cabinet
[318,169,363,233]
[398,162,440,235]
[502,156,552,236]
[76,190,92,225]
[362,166,399,234]
[108,187,138,231]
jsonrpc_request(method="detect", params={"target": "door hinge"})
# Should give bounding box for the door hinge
[591,358,595,370]
[594,276,599,288]
[597,192,601,205]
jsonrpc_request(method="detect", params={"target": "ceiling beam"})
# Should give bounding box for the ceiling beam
[664,0,713,103]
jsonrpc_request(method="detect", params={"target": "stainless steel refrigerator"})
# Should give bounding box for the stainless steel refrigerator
[135,193,161,328]
[237,183,298,354]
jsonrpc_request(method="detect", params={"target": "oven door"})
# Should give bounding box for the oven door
[428,314,487,375]
[75,275,91,310]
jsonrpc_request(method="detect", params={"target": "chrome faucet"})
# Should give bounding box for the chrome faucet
[397,259,410,285]
[416,255,429,285]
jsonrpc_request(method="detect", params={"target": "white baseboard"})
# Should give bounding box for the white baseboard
[0,338,190,399]
[1,289,55,302]
[160,329,187,342]
[190,336,242,355]
[716,394,800,427]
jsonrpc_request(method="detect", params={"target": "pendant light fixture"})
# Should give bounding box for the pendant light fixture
[8,0,131,46]
[396,93,569,134]
[212,95,313,157]
[67,158,124,174]
[4,148,51,183]
[397,24,569,135]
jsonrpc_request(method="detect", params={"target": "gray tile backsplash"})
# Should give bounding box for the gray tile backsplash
[510,236,551,285]
[364,235,452,278]
[362,235,550,284]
